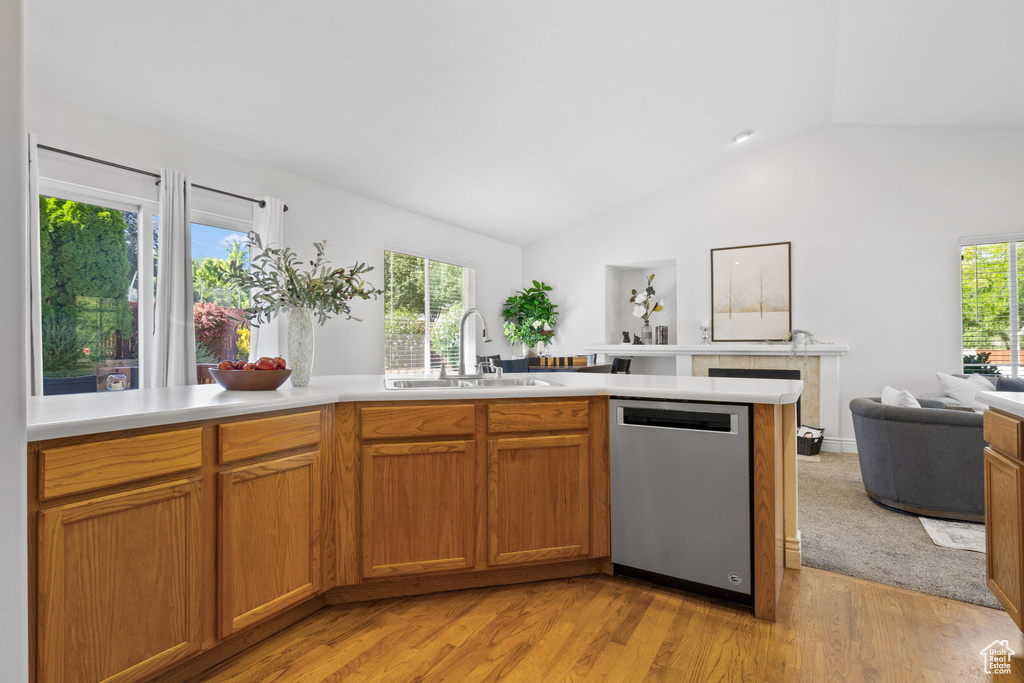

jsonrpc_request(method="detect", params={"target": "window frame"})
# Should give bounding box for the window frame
[961,233,1024,378]
[382,245,477,376]
[34,179,255,391]
[38,177,157,388]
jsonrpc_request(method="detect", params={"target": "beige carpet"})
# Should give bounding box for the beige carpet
[798,452,999,609]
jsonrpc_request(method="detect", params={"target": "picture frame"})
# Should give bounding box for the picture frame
[711,241,791,342]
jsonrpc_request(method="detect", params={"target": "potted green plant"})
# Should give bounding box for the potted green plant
[502,280,559,357]
[225,232,382,386]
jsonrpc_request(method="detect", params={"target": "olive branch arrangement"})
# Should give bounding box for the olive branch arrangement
[224,231,383,327]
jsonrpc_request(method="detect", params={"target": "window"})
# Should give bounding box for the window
[39,192,151,393]
[36,178,254,394]
[191,216,251,365]
[961,238,1024,376]
[384,250,473,375]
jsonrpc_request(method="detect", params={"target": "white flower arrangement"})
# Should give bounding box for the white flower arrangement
[629,274,664,323]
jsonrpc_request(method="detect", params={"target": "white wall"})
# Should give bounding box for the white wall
[523,124,1024,440]
[27,91,523,375]
[1,0,29,679]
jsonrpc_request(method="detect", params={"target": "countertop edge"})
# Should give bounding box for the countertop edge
[27,392,341,441]
[978,391,1024,418]
[27,376,803,442]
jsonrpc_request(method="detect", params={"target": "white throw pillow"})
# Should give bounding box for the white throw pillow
[935,372,993,412]
[881,385,921,408]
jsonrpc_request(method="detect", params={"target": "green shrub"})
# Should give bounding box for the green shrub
[42,312,85,373]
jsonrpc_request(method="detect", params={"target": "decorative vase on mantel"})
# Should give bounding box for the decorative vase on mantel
[287,308,315,387]
[641,321,653,345]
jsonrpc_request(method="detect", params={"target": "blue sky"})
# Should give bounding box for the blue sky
[191,223,248,261]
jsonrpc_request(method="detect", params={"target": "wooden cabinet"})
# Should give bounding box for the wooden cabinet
[28,397,608,681]
[218,451,321,638]
[37,478,203,683]
[218,411,321,464]
[486,401,589,434]
[39,428,202,500]
[487,434,590,566]
[361,440,475,578]
[985,445,1024,628]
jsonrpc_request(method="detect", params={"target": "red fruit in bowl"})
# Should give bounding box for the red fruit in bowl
[217,360,235,371]
[255,357,277,371]
[234,360,247,370]
[243,362,257,371]
[274,357,287,370]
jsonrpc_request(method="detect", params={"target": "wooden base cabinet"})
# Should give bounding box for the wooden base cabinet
[37,478,203,683]
[487,434,590,566]
[218,451,322,638]
[985,446,1024,628]
[361,440,476,578]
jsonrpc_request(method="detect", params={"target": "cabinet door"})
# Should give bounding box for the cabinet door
[986,447,1024,628]
[362,440,476,578]
[219,452,320,638]
[487,434,590,566]
[38,478,202,683]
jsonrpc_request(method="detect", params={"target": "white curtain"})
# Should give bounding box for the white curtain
[26,134,43,396]
[149,169,196,387]
[249,197,287,361]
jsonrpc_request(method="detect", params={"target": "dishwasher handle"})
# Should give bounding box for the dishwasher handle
[618,405,738,434]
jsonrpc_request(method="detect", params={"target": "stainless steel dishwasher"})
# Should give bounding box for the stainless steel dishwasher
[609,398,753,604]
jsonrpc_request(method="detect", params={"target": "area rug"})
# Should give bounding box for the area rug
[920,518,986,553]
[798,452,1000,609]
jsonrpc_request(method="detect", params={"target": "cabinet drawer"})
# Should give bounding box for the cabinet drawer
[360,404,475,440]
[487,401,590,434]
[219,410,322,464]
[40,428,203,499]
[985,410,1023,459]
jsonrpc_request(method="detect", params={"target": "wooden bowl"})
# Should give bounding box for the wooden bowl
[209,368,293,391]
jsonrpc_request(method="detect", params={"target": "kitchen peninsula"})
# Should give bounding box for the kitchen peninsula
[27,374,801,683]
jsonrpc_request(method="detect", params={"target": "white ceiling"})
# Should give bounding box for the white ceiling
[832,0,1024,127]
[25,1,1024,246]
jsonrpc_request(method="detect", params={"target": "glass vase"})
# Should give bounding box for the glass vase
[287,307,315,387]
[641,322,653,345]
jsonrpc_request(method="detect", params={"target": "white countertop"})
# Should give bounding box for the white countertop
[28,374,803,441]
[978,391,1024,418]
[28,385,340,441]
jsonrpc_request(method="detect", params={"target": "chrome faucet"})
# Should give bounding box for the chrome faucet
[478,359,503,379]
[458,307,492,375]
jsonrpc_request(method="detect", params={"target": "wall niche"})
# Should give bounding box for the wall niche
[604,259,676,346]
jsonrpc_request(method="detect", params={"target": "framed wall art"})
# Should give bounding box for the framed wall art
[711,241,791,342]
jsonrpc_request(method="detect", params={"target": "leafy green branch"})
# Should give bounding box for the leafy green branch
[224,231,383,327]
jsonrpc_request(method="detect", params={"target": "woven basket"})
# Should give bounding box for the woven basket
[797,427,824,456]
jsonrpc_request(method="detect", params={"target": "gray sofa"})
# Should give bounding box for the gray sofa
[849,397,985,522]
[919,373,997,409]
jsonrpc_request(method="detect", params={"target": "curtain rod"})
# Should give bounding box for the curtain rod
[37,144,289,212]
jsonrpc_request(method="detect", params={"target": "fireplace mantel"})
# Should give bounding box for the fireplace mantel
[583,343,849,357]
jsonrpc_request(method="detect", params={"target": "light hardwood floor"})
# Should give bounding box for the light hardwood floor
[196,568,1024,682]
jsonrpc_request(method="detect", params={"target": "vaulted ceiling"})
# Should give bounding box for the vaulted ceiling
[26,0,1024,245]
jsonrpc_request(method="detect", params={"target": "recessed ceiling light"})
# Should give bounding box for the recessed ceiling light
[732,130,754,143]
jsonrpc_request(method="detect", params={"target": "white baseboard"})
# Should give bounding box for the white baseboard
[821,436,857,454]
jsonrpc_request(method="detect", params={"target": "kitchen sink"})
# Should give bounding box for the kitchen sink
[384,379,471,389]
[462,378,557,387]
[384,377,561,390]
